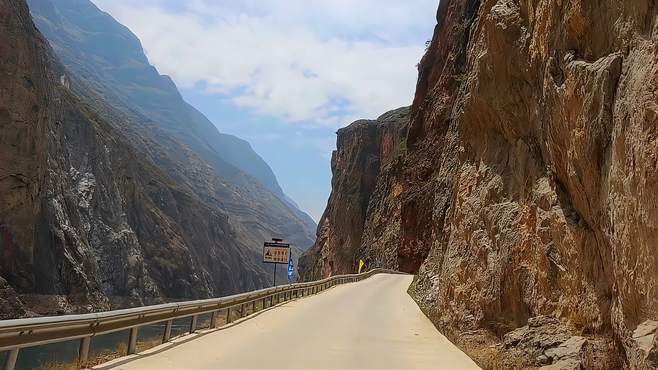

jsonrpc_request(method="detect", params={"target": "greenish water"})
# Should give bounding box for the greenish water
[12,320,195,370]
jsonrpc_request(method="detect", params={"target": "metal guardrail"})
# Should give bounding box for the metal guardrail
[0,269,399,370]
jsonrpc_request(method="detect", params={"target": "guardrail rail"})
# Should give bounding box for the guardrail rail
[0,269,400,370]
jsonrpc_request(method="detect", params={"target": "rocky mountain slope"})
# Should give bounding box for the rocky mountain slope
[27,0,284,199]
[26,0,315,263]
[301,0,658,368]
[0,0,303,319]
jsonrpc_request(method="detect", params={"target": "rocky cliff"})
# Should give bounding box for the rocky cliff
[299,107,409,279]
[301,0,658,368]
[26,0,316,261]
[1,0,271,319]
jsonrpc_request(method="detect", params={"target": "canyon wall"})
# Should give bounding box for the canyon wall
[299,107,409,279]
[301,0,658,368]
[27,0,316,264]
[1,0,270,318]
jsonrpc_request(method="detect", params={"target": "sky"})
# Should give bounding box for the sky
[91,0,439,221]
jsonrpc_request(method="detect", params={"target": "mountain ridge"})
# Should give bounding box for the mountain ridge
[27,0,317,259]
[27,0,315,229]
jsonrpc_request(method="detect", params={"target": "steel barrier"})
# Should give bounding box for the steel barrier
[0,269,401,370]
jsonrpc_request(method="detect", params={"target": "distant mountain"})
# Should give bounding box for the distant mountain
[27,0,289,199]
[26,0,317,256]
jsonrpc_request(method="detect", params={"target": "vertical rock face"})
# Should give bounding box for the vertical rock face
[0,0,53,317]
[299,107,409,279]
[1,0,269,318]
[301,0,658,367]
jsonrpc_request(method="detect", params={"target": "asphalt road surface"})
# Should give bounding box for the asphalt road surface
[101,274,480,370]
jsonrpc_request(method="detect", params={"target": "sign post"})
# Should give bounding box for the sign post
[263,238,290,287]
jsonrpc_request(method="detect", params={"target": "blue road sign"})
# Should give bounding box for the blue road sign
[287,254,295,281]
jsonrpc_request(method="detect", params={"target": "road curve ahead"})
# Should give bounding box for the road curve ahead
[104,274,480,370]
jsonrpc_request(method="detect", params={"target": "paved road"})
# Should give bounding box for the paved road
[102,274,480,370]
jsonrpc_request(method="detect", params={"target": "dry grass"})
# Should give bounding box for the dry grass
[85,342,128,368]
[135,338,163,353]
[35,362,77,370]
[37,341,131,370]
[448,329,537,370]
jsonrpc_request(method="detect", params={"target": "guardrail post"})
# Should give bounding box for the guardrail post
[210,311,217,328]
[252,300,256,313]
[226,307,231,324]
[190,315,198,333]
[128,327,138,355]
[3,349,18,370]
[263,297,267,309]
[78,336,91,368]
[163,320,173,342]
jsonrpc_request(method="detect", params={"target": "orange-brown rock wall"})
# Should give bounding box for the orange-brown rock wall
[302,0,658,367]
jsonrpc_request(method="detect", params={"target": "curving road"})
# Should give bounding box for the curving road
[100,274,480,370]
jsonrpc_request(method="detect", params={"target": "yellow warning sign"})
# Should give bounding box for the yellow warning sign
[263,242,290,264]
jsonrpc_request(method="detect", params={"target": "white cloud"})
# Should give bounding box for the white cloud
[92,0,437,127]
